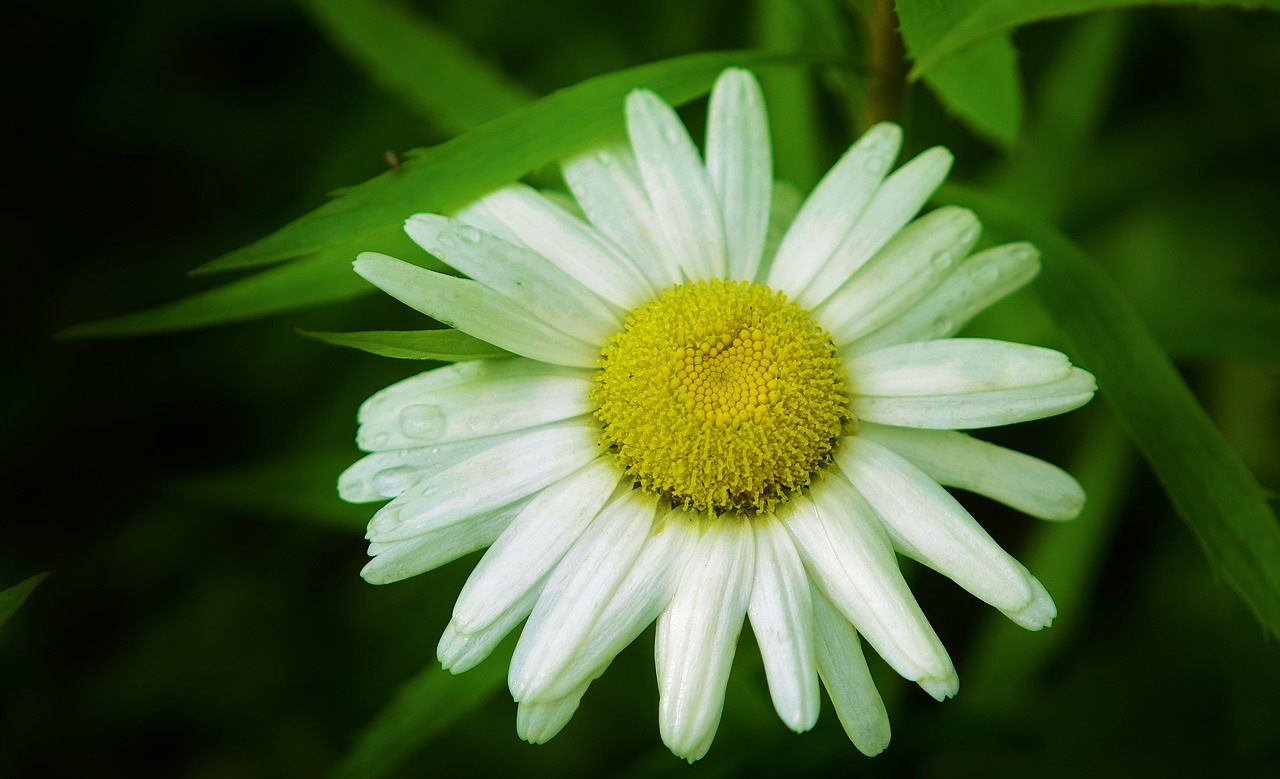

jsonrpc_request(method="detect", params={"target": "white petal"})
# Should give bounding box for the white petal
[851,338,1073,396]
[339,432,525,502]
[780,477,956,699]
[797,146,955,309]
[516,681,589,744]
[353,253,600,368]
[450,457,620,633]
[852,368,1098,429]
[405,214,621,343]
[366,423,602,543]
[767,123,902,294]
[361,499,526,584]
[848,242,1041,354]
[836,437,1057,630]
[356,360,594,451]
[815,207,982,345]
[657,516,754,762]
[510,489,658,701]
[532,508,701,701]
[560,136,679,288]
[858,422,1086,520]
[810,586,891,756]
[706,68,772,282]
[757,180,803,283]
[458,184,656,310]
[438,581,543,674]
[627,89,727,281]
[747,519,819,733]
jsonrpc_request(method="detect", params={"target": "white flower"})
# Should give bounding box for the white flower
[340,68,1096,762]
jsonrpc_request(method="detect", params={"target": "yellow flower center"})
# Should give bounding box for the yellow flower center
[592,279,848,515]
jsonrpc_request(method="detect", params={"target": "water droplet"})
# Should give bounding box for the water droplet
[968,264,1000,285]
[1013,246,1037,262]
[373,466,420,496]
[661,124,683,145]
[959,224,979,244]
[399,404,446,439]
[930,250,954,270]
[454,224,481,244]
[866,153,888,174]
[373,432,392,449]
[931,316,955,337]
[596,150,613,165]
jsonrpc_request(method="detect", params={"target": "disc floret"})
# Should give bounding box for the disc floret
[593,279,848,514]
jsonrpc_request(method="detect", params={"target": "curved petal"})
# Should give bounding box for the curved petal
[858,422,1085,520]
[836,437,1057,630]
[627,89,727,281]
[815,207,981,345]
[366,422,602,545]
[780,476,957,700]
[361,499,527,584]
[509,488,658,701]
[810,586,891,756]
[767,123,902,294]
[748,518,820,733]
[706,68,772,282]
[339,431,526,502]
[796,146,954,309]
[405,213,622,342]
[530,508,700,702]
[356,359,594,451]
[451,456,621,633]
[516,681,590,744]
[457,184,656,310]
[848,242,1041,354]
[560,136,679,288]
[656,516,754,762]
[438,580,544,674]
[354,253,600,368]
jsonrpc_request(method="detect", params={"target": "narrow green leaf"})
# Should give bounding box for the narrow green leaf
[753,0,828,190]
[0,573,50,630]
[328,641,512,779]
[896,0,1023,148]
[910,0,1280,79]
[303,0,534,134]
[301,328,510,361]
[941,182,1280,640]
[59,249,373,339]
[198,49,791,275]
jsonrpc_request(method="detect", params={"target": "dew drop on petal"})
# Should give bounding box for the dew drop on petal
[959,224,979,245]
[372,432,392,449]
[399,404,446,439]
[596,150,613,164]
[930,316,955,337]
[454,224,481,244]
[661,124,683,145]
[930,250,954,270]
[373,466,421,496]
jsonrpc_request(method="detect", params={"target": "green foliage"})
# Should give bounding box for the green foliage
[908,0,1280,79]
[301,328,510,360]
[302,0,535,133]
[326,644,512,779]
[896,0,1023,147]
[0,573,49,630]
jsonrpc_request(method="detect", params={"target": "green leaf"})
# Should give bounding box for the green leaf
[941,182,1280,641]
[302,0,534,134]
[0,572,50,630]
[896,0,1023,148]
[327,641,512,779]
[301,328,511,361]
[198,48,791,276]
[59,248,374,339]
[909,0,1280,79]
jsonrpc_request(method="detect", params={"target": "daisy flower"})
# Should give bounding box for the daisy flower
[339,68,1096,761]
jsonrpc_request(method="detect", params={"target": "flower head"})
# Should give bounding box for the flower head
[341,68,1096,761]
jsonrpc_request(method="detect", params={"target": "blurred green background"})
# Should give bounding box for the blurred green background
[4,0,1279,776]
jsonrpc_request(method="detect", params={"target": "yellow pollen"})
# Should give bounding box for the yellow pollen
[591,279,848,515]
